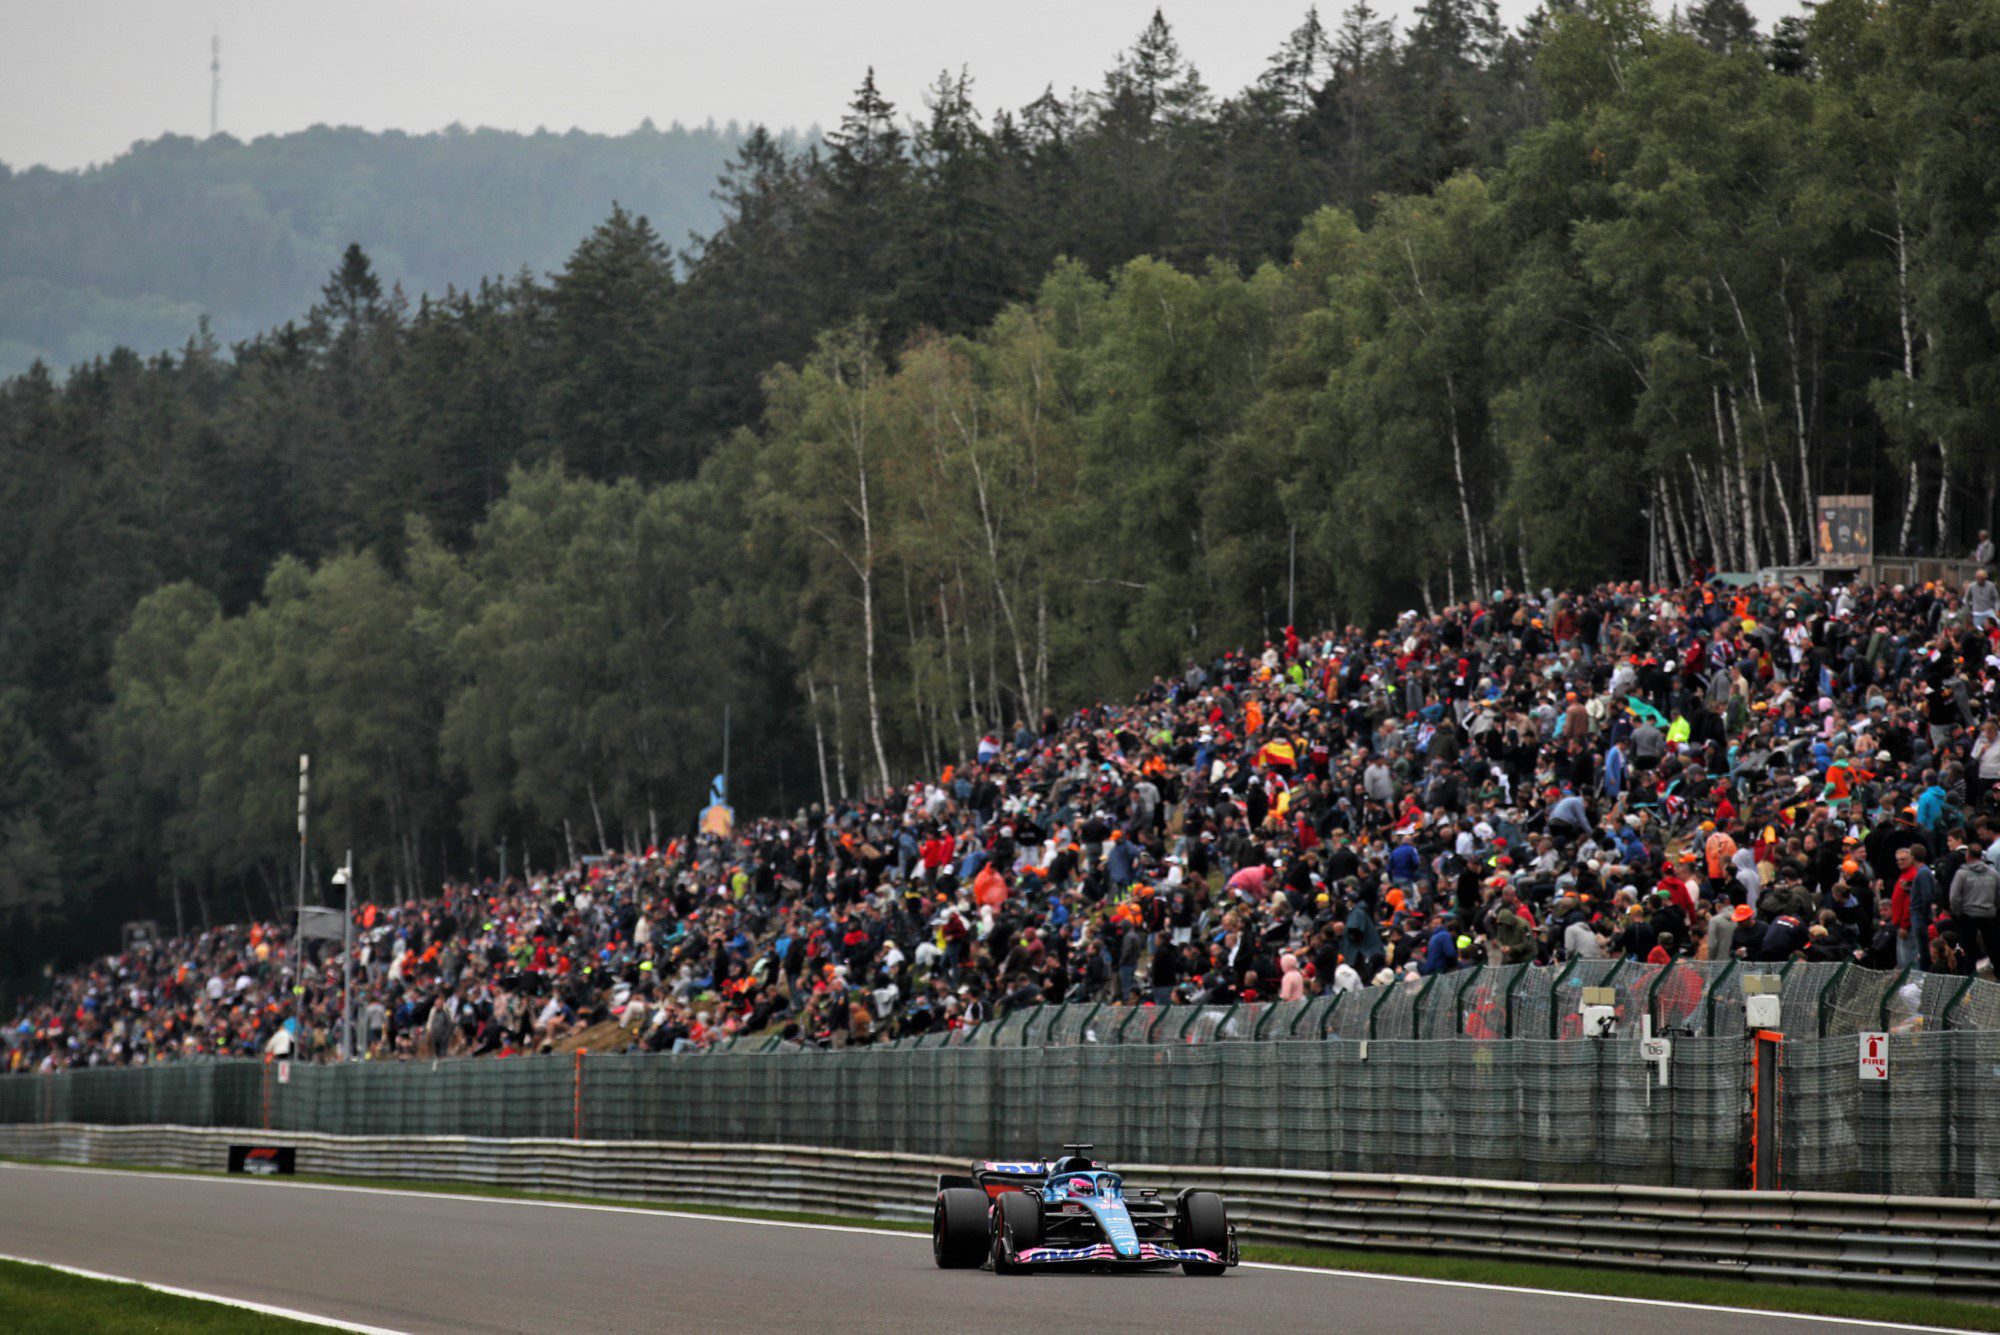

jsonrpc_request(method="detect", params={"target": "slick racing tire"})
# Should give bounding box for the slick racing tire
[1175,1190,1229,1276]
[991,1190,1042,1274]
[934,1188,992,1269]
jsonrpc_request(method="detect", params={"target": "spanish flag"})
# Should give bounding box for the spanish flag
[1255,738,1296,769]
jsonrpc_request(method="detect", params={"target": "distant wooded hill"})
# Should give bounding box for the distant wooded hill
[0,121,758,377]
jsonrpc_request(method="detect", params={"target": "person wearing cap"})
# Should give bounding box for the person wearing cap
[1726,903,1764,959]
[1546,790,1591,849]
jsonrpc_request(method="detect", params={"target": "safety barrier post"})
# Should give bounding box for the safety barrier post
[1253,1002,1281,1041]
[1077,1003,1103,1044]
[1750,1027,1782,1190]
[1021,1006,1045,1047]
[1453,964,1485,1036]
[1547,959,1582,1040]
[1704,959,1738,1036]
[573,1050,584,1141]
[1816,962,1849,1038]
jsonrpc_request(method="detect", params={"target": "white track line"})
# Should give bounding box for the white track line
[1236,1260,1968,1332]
[1,1162,1967,1332]
[0,1250,408,1334]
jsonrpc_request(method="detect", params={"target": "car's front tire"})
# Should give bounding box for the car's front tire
[991,1191,1042,1274]
[934,1188,991,1268]
[1175,1190,1229,1276]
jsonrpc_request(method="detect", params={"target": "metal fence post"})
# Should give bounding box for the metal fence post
[1367,979,1397,1043]
[1287,996,1318,1039]
[1454,964,1485,1036]
[1410,973,1441,1040]
[1878,964,1914,1031]
[1547,959,1582,1040]
[1503,965,1531,1038]
[1646,961,1677,1033]
[1942,976,1975,1030]
[1816,962,1849,1038]
[1704,959,1738,1036]
[572,1050,584,1141]
[1941,975,1974,1194]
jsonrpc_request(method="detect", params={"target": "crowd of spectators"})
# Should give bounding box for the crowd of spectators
[15,568,2000,1073]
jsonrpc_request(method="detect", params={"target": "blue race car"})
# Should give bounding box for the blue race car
[931,1143,1236,1275]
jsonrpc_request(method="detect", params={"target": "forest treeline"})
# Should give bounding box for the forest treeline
[0,119,756,378]
[2,1,1997,984]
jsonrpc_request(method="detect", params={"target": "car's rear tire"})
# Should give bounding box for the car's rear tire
[991,1191,1042,1274]
[934,1188,990,1269]
[1175,1190,1228,1276]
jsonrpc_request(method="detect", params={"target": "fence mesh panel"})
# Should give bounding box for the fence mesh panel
[11,962,2000,1195]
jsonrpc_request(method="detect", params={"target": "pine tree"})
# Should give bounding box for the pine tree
[679,126,821,436]
[1685,0,1761,54]
[319,243,383,327]
[1259,7,1332,118]
[1308,1,1398,211]
[808,69,914,329]
[1079,12,1212,267]
[538,204,688,480]
[1104,8,1212,127]
[1407,0,1503,71]
[895,69,1017,336]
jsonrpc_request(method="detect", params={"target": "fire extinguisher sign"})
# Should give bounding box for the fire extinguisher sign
[1859,1030,1889,1081]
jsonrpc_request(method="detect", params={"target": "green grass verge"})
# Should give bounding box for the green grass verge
[1238,1243,1997,1330]
[7,1156,1995,1329]
[0,1257,323,1333]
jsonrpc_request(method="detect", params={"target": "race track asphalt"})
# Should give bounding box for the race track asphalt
[0,1162,1945,1334]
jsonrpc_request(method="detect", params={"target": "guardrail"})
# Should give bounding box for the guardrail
[7,1124,1999,1298]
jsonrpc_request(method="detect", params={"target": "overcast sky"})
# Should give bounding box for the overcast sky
[4,0,1809,172]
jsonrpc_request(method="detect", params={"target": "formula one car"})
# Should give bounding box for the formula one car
[932,1144,1237,1275]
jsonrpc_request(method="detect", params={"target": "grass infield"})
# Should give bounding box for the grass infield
[0,1257,325,1333]
[4,1156,1994,1330]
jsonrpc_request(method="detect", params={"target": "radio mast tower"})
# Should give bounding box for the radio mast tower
[209,31,220,138]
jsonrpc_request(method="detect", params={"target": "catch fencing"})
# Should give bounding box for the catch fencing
[9,1124,2000,1297]
[6,961,1999,1196]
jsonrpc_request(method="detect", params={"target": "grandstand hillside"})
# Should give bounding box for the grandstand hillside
[2,1,1998,1000]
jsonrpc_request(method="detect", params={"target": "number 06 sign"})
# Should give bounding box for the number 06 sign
[1859,1030,1889,1081]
